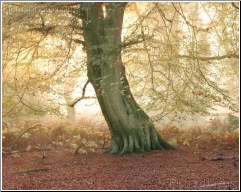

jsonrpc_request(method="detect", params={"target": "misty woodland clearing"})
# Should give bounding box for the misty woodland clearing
[1,1,239,190]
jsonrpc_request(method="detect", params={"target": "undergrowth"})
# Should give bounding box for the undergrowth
[2,119,110,155]
[160,117,239,149]
[2,117,239,155]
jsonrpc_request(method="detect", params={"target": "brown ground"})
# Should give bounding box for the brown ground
[2,147,239,190]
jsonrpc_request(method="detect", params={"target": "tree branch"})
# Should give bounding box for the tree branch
[122,35,152,48]
[154,3,172,23]
[11,124,42,151]
[69,80,96,107]
[177,54,239,61]
[232,2,239,10]
[72,39,85,46]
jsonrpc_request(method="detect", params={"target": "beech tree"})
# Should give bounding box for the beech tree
[78,3,173,153]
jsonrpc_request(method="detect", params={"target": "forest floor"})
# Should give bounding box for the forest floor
[2,146,239,190]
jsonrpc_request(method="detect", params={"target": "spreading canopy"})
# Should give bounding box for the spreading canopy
[2,2,239,120]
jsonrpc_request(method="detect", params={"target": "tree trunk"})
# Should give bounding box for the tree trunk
[65,105,76,122]
[79,3,173,154]
[64,77,77,123]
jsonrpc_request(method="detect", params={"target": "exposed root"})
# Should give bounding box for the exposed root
[108,128,174,155]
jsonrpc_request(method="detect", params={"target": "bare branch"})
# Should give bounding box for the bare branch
[27,25,55,35]
[172,3,196,29]
[177,54,239,61]
[232,2,239,10]
[153,3,172,23]
[72,39,85,46]
[69,80,96,107]
[122,39,144,48]
[122,35,152,48]
[11,124,42,151]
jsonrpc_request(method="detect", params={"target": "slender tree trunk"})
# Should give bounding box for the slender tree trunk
[79,3,173,154]
[64,78,76,123]
[65,105,76,122]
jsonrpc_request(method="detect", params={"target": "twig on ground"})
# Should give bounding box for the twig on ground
[199,156,235,161]
[14,168,51,174]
